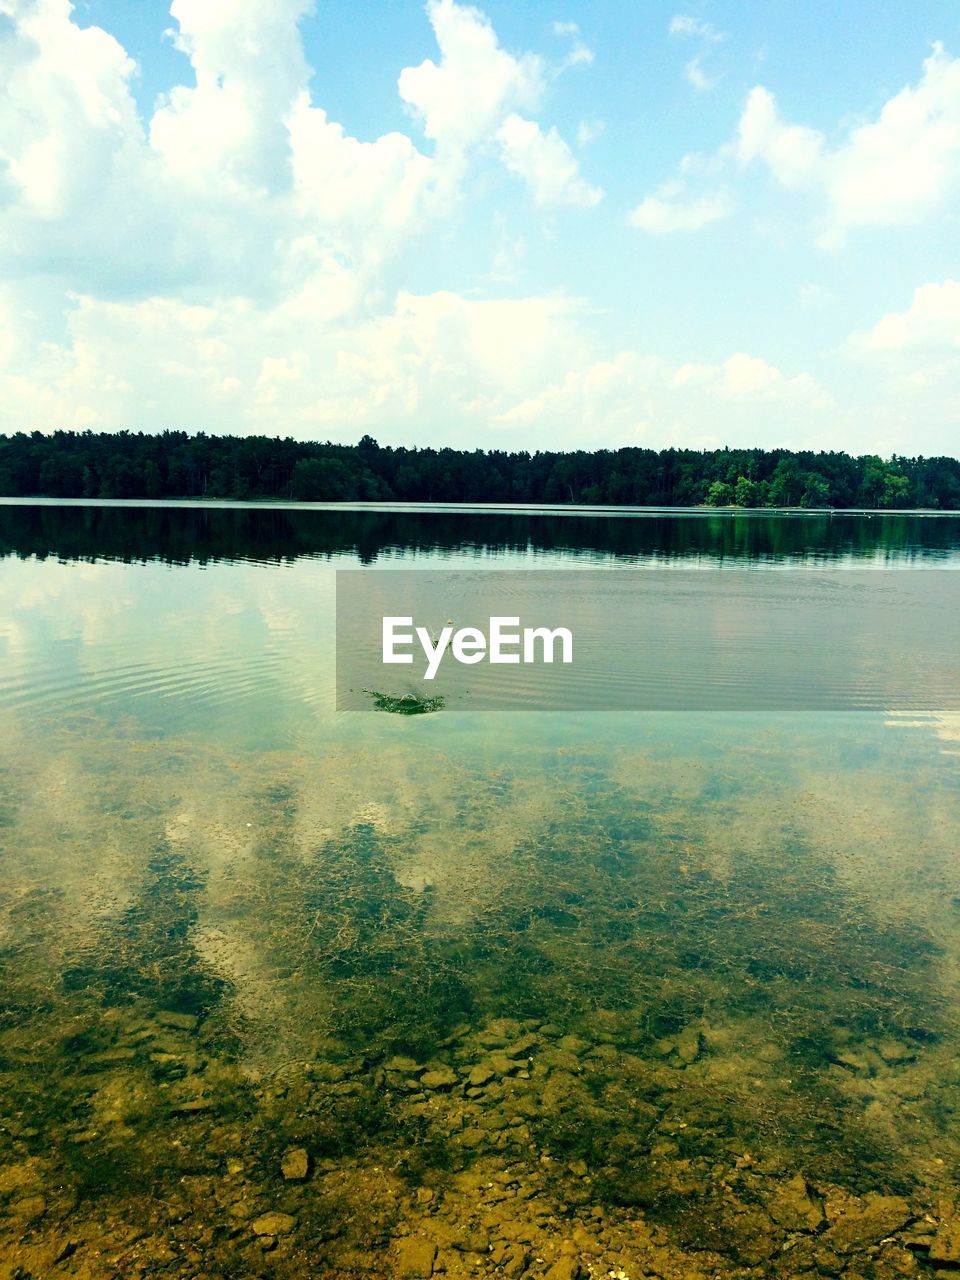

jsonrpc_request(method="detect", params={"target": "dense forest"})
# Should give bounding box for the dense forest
[2,429,959,509]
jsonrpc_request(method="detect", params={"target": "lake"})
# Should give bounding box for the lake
[1,500,960,1279]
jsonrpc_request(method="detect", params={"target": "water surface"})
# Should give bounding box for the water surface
[1,502,960,1280]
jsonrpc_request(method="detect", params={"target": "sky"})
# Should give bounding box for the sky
[2,0,960,455]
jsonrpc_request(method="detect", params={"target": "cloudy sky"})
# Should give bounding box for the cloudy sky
[2,0,959,454]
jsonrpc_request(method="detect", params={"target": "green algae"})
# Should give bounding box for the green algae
[364,689,446,714]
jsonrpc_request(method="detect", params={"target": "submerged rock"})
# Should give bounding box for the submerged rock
[676,1027,702,1064]
[544,1257,581,1280]
[396,1236,437,1277]
[251,1211,296,1237]
[421,1067,458,1090]
[819,1194,911,1254]
[9,1194,46,1222]
[466,1065,496,1088]
[504,1034,539,1060]
[280,1147,309,1181]
[929,1219,960,1265]
[768,1173,825,1232]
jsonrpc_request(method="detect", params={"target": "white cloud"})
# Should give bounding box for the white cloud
[684,58,714,92]
[150,0,313,191]
[396,0,589,204]
[3,264,951,456]
[0,0,597,315]
[669,15,724,42]
[287,96,436,265]
[825,43,960,235]
[0,0,443,300]
[841,281,960,446]
[669,15,724,93]
[0,284,594,441]
[0,0,615,449]
[497,114,603,207]
[638,43,960,244]
[398,0,542,150]
[670,353,829,409]
[576,119,605,147]
[629,182,731,232]
[488,212,526,281]
[0,264,840,453]
[493,349,833,450]
[736,45,960,239]
[552,19,594,71]
[735,86,824,189]
[852,280,960,352]
[4,0,955,457]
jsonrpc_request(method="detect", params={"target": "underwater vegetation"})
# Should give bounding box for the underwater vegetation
[1,731,958,1280]
[364,689,446,715]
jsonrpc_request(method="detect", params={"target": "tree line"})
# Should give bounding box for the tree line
[1,429,959,509]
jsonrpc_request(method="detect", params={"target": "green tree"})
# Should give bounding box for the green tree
[799,472,830,507]
[705,480,734,506]
[882,472,911,508]
[291,457,357,501]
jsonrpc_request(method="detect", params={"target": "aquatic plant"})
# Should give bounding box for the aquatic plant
[363,689,445,714]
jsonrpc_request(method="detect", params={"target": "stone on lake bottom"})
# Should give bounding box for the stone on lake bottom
[420,1067,458,1090]
[252,1212,296,1237]
[929,1219,960,1265]
[395,1236,437,1277]
[281,1147,309,1180]
[544,1258,581,1280]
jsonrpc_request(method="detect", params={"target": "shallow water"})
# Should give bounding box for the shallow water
[2,502,960,1280]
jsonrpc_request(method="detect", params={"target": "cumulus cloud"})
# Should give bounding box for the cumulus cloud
[841,282,960,446]
[672,352,829,404]
[0,283,593,441]
[2,0,948,455]
[0,0,596,310]
[824,44,960,235]
[635,43,960,244]
[398,0,542,150]
[735,86,824,188]
[497,115,603,207]
[0,258,841,452]
[852,280,960,352]
[150,0,313,191]
[0,0,445,300]
[738,44,960,240]
[493,348,833,450]
[397,0,595,204]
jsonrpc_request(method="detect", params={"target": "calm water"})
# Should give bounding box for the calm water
[2,502,960,1280]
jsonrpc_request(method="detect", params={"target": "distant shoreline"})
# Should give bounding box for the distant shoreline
[3,432,959,510]
[2,496,958,517]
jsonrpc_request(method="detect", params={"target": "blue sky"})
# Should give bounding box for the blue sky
[3,0,960,455]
